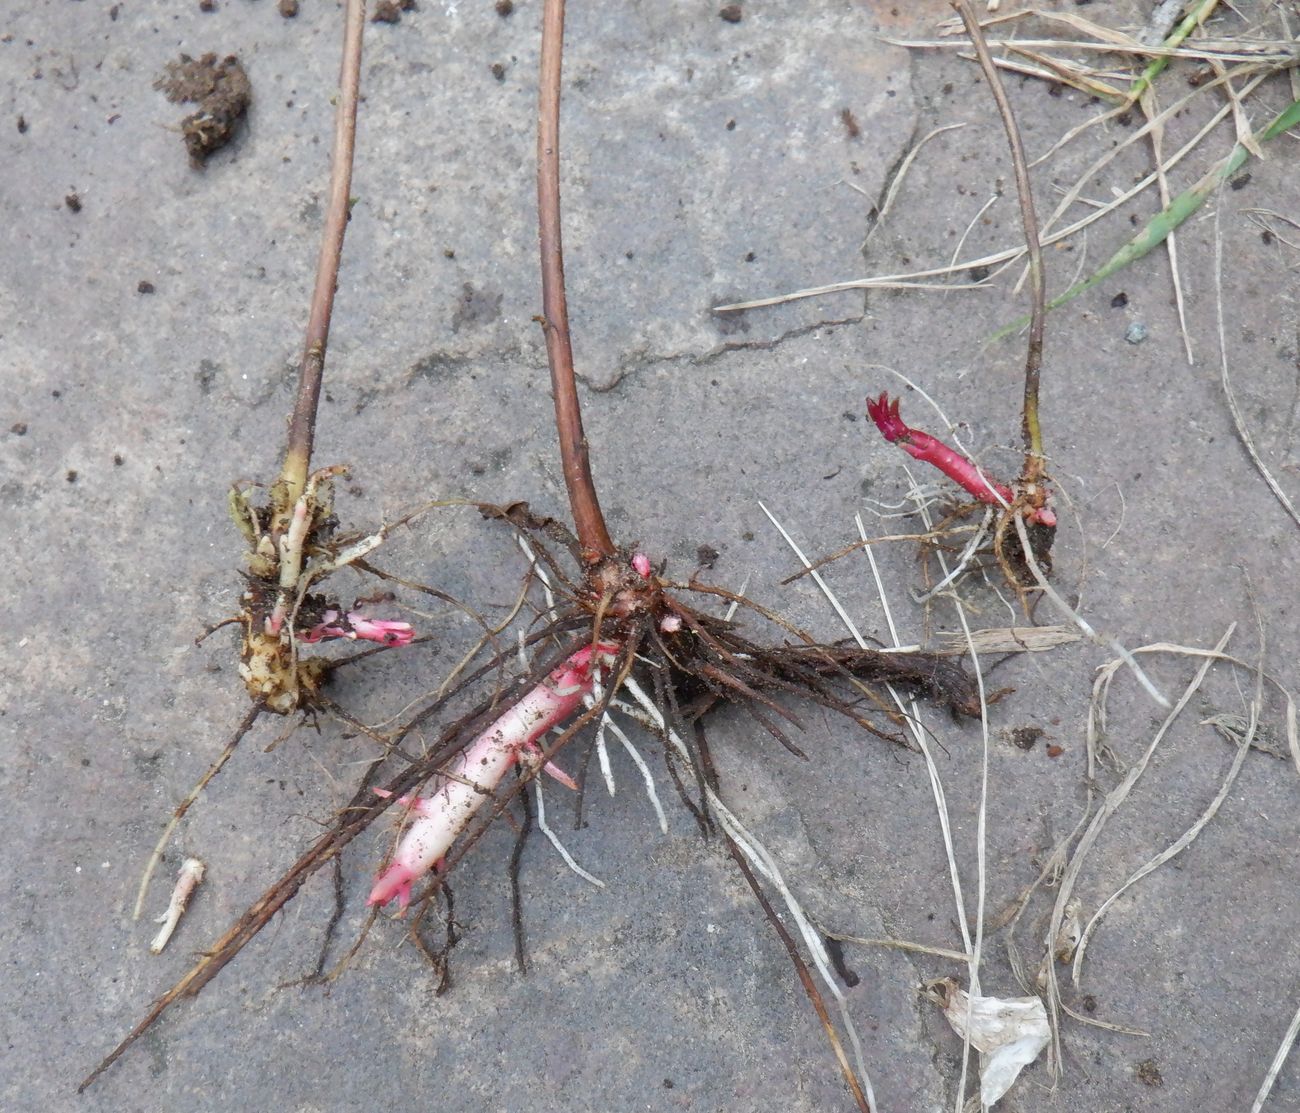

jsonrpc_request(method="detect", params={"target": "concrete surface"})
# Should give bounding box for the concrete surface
[3,0,1299,1110]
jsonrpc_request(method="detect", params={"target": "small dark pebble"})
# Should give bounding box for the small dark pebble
[372,1,401,22]
[113,453,124,465]
[81,757,91,767]
[495,0,513,14]
[442,247,455,258]
[1082,994,1097,1012]
[696,544,719,570]
[741,531,754,542]
[725,118,736,131]
[1262,229,1275,246]
[662,1079,674,1090]
[490,62,506,81]
[66,470,78,483]
[1230,173,1251,191]
[137,279,155,294]
[10,422,27,436]
[199,0,216,11]
[719,4,742,21]
[1110,291,1128,309]
[17,114,28,134]
[969,264,991,282]
[1135,1059,1163,1087]
[1116,111,1131,127]
[744,251,755,262]
[278,0,298,15]
[65,192,82,213]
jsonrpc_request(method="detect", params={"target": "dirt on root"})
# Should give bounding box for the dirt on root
[154,53,251,165]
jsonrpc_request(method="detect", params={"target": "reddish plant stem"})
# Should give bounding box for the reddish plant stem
[866,393,1056,527]
[951,0,1047,482]
[279,0,367,515]
[537,0,616,563]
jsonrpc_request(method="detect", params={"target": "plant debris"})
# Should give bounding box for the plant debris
[924,978,1050,1108]
[154,53,251,165]
[1135,1058,1164,1087]
[149,858,205,954]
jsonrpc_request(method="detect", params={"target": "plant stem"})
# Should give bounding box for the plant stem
[279,0,366,513]
[537,0,616,563]
[952,0,1047,479]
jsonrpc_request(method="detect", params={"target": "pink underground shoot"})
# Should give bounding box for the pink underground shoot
[632,550,683,634]
[298,609,416,647]
[367,639,622,911]
[866,392,1056,528]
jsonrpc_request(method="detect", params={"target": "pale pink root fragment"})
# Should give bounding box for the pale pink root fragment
[367,641,620,910]
[866,392,1056,528]
[149,857,206,954]
[299,609,415,646]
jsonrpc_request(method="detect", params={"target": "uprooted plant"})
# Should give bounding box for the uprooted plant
[84,2,1004,1106]
[128,0,455,923]
[864,2,1057,592]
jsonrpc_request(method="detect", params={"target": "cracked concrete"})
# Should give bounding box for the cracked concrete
[4,1,1300,1111]
[588,311,866,394]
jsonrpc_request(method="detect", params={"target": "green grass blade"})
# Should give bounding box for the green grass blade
[1127,0,1221,104]
[991,94,1300,342]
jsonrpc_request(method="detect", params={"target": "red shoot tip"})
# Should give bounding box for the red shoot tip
[866,391,908,443]
[865,390,1054,526]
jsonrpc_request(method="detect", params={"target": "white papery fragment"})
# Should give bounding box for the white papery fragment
[925,978,1050,1108]
[150,857,205,954]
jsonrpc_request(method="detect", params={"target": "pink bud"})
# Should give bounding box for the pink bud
[368,861,420,912]
[346,612,415,647]
[299,609,346,643]
[866,392,910,442]
[299,609,415,646]
[632,553,652,579]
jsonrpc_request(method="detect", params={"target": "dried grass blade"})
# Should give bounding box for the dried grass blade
[1251,999,1300,1113]
[993,93,1300,339]
[1128,0,1220,103]
[1213,196,1300,531]
[1070,693,1258,983]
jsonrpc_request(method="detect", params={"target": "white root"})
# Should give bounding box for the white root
[149,858,206,954]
